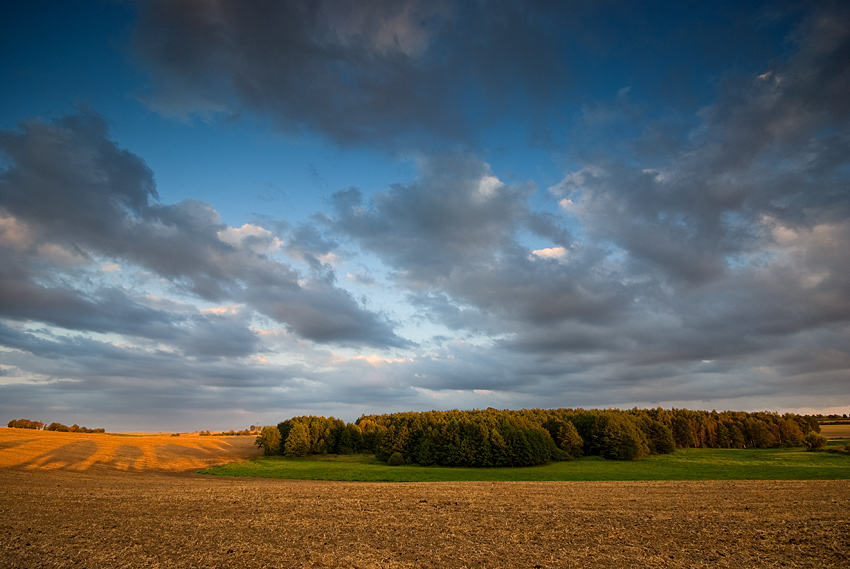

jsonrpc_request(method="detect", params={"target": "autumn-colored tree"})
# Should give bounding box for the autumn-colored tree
[7,419,44,429]
[554,421,583,458]
[778,418,804,447]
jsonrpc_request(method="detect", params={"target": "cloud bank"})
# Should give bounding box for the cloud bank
[1,1,848,429]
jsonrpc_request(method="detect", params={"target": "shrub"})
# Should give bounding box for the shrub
[804,431,828,451]
[387,452,405,466]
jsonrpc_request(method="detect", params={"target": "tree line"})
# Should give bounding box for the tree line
[7,419,106,433]
[199,428,258,436]
[254,408,823,466]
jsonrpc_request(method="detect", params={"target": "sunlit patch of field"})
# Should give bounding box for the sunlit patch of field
[0,428,262,472]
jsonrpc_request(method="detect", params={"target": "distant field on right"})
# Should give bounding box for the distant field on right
[820,423,850,438]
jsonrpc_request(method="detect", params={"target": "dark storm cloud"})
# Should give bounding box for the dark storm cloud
[131,0,578,148]
[0,111,406,348]
[132,0,799,153]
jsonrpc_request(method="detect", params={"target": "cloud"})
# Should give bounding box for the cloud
[330,154,630,342]
[531,247,568,261]
[131,0,577,149]
[0,110,407,349]
[3,2,850,429]
[331,154,541,285]
[321,4,850,402]
[551,3,850,287]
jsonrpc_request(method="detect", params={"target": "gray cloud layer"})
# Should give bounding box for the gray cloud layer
[320,4,850,401]
[0,112,407,350]
[1,2,849,429]
[132,0,787,151]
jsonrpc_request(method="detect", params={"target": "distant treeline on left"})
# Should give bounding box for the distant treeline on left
[7,419,105,433]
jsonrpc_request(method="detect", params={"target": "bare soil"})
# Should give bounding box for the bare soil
[1,428,848,568]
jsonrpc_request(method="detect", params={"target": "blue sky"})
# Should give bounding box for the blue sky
[1,1,848,431]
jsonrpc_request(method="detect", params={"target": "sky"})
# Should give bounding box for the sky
[1,1,849,432]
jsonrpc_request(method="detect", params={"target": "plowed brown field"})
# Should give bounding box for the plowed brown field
[1,428,848,568]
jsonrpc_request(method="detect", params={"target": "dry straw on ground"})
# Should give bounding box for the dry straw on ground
[0,427,262,471]
[1,428,848,568]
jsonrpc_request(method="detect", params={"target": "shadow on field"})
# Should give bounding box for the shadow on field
[19,440,99,470]
[0,429,263,472]
[102,444,146,471]
[0,438,35,451]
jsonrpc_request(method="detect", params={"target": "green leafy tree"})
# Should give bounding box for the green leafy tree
[600,415,650,461]
[647,420,676,454]
[488,427,509,466]
[284,422,311,457]
[415,428,438,466]
[377,424,411,462]
[778,418,804,447]
[671,415,695,448]
[255,426,281,456]
[745,418,776,448]
[555,421,583,458]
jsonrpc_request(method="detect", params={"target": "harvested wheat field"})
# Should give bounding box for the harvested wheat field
[820,423,850,439]
[1,430,848,568]
[0,427,262,471]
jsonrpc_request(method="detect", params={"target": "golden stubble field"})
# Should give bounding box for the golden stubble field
[1,428,848,568]
[0,427,262,472]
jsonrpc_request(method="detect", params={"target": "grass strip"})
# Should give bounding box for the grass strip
[199,441,850,482]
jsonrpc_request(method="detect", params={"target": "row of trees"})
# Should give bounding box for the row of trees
[199,428,257,436]
[7,419,44,429]
[257,408,822,466]
[7,419,105,433]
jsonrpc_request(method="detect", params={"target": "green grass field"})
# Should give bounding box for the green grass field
[199,440,850,482]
